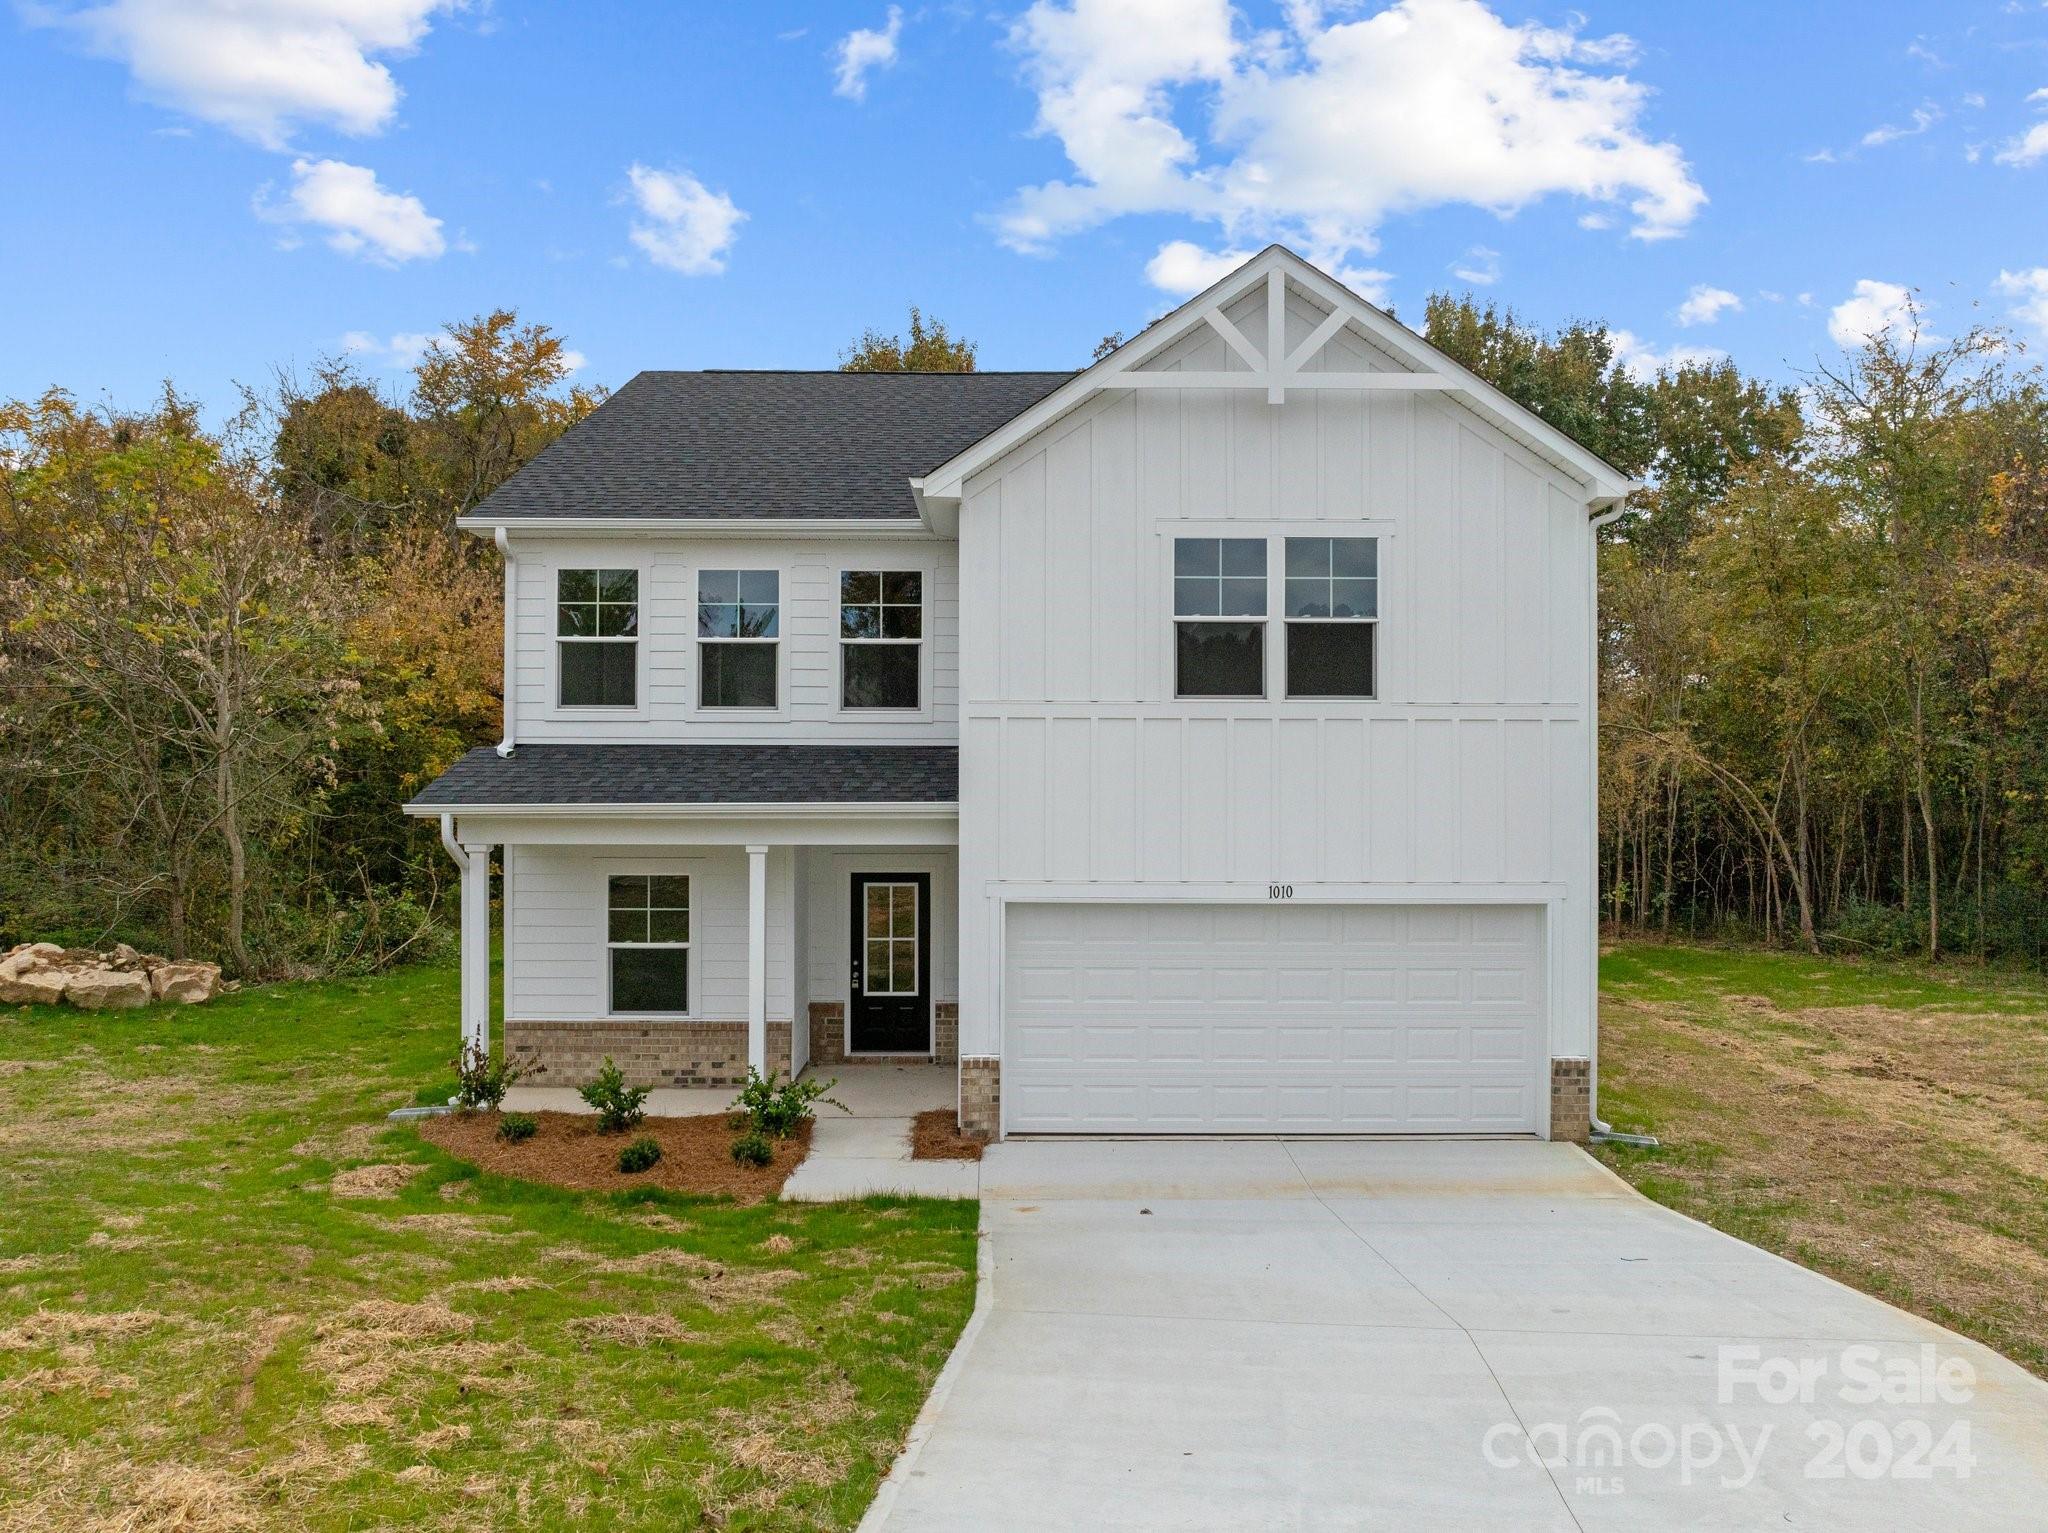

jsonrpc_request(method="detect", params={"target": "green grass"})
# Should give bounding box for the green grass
[1593,940,2048,1378]
[0,962,976,1531]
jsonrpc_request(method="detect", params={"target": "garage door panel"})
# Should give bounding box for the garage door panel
[1005,903,1544,1135]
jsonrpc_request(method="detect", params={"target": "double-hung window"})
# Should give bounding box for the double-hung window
[1173,538,1267,697]
[698,568,779,708]
[607,874,689,1014]
[1284,537,1378,697]
[558,568,638,708]
[840,570,921,708]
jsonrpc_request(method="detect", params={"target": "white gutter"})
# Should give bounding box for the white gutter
[404,799,959,820]
[453,515,940,538]
[494,527,515,758]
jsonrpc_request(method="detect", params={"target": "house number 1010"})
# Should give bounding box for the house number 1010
[1268,884,1294,900]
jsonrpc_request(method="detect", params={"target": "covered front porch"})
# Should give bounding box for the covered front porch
[404,743,961,1096]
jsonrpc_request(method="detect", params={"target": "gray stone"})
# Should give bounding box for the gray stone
[64,969,153,1009]
[150,962,222,1004]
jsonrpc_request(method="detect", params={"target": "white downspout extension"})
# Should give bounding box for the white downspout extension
[495,527,516,758]
[440,814,490,1070]
[746,845,768,1078]
[1584,496,1656,1146]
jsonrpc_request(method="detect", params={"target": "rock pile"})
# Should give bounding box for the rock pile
[0,942,224,1009]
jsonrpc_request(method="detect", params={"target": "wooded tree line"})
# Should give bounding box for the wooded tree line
[2,299,2042,974]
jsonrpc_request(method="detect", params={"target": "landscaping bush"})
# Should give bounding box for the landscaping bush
[496,1112,538,1144]
[730,1132,772,1167]
[731,1067,844,1139]
[454,1041,527,1112]
[579,1056,648,1133]
[617,1135,662,1174]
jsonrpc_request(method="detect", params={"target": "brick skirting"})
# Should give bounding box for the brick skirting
[932,1002,959,1064]
[807,1002,845,1068]
[1550,1057,1591,1143]
[959,1056,1000,1138]
[506,1019,791,1089]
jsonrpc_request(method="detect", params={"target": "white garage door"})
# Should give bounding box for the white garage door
[1004,903,1545,1135]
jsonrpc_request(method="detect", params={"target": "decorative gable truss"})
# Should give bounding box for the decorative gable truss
[914,245,1637,528]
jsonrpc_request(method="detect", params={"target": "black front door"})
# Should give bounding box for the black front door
[849,873,931,1053]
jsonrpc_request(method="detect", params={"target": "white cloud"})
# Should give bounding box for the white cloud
[1609,329,1725,382]
[1144,238,1253,294]
[1861,102,1943,147]
[1828,279,1918,347]
[341,328,446,368]
[1994,267,2048,331]
[833,6,903,101]
[261,157,445,263]
[996,0,1704,276]
[1451,245,1501,284]
[37,0,455,149]
[1675,284,1742,327]
[625,164,746,275]
[1994,89,2048,167]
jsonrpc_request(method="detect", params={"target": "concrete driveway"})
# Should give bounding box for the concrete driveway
[864,1140,2048,1531]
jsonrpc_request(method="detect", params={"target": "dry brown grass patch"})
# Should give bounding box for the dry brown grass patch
[328,1163,416,1199]
[0,1309,164,1351]
[565,1312,699,1348]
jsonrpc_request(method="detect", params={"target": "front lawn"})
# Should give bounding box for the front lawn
[0,962,975,1531]
[1594,941,2048,1378]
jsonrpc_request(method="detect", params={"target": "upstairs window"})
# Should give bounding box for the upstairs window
[1174,538,1266,697]
[1284,537,1377,698]
[698,568,779,709]
[607,874,689,1014]
[558,568,637,708]
[841,570,922,709]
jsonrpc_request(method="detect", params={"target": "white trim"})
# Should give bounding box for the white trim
[546,558,650,720]
[403,799,956,820]
[989,881,1568,903]
[494,528,516,756]
[833,562,933,720]
[918,245,1638,507]
[689,561,788,720]
[747,844,768,1075]
[463,516,940,537]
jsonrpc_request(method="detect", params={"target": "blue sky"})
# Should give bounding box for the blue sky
[4,0,2047,415]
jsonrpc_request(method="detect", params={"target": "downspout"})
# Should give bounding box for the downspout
[495,527,516,757]
[1585,495,1660,1148]
[439,813,469,876]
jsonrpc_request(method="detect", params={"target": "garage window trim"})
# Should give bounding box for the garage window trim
[697,567,779,709]
[840,569,922,710]
[1283,536,1378,699]
[557,567,639,709]
[606,874,690,1016]
[1174,537,1268,698]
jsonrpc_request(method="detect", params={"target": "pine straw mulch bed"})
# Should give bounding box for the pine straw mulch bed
[910,1109,987,1161]
[416,1110,812,1201]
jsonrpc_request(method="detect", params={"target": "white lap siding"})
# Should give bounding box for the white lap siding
[504,845,795,1024]
[798,848,960,1010]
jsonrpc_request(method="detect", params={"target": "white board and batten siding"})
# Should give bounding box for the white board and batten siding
[957,285,1601,1131]
[508,535,960,744]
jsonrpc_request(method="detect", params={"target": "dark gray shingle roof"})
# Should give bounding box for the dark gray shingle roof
[407,745,958,809]
[470,370,1074,521]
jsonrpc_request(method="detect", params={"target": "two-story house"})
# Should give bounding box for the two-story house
[405,246,1634,1142]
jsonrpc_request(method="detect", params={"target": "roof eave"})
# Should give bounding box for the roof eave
[401,798,960,819]
[454,515,937,537]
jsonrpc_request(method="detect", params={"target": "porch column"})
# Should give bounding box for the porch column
[460,840,492,1059]
[746,844,768,1077]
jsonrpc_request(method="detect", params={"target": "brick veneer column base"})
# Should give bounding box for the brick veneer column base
[506,1020,790,1089]
[932,1003,959,1064]
[1550,1057,1591,1143]
[959,1056,1000,1138]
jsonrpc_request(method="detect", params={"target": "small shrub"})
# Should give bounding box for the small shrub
[496,1112,538,1144]
[579,1057,649,1133]
[617,1135,662,1174]
[730,1131,773,1167]
[454,1041,527,1112]
[731,1067,845,1139]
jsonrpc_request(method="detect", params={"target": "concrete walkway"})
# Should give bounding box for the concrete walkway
[782,1064,977,1202]
[864,1139,2048,1531]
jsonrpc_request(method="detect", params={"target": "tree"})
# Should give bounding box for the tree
[840,307,977,372]
[1,391,351,970]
